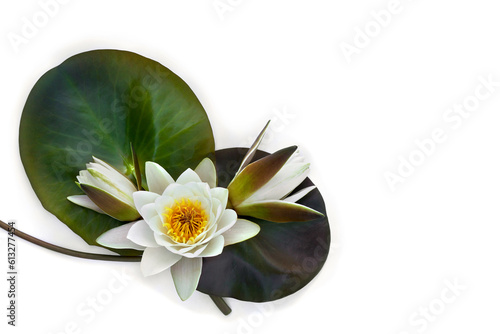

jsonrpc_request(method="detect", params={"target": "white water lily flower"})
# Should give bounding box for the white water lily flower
[240,149,314,204]
[227,122,323,223]
[67,157,140,221]
[96,158,261,300]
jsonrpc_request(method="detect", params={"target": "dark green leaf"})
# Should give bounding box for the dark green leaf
[19,50,215,254]
[198,148,330,302]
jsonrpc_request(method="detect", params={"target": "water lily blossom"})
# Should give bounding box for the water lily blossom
[228,123,323,223]
[96,158,260,300]
[67,157,140,221]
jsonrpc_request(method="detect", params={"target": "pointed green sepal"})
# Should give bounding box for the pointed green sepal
[228,146,297,207]
[80,184,140,222]
[235,200,324,223]
[236,120,271,175]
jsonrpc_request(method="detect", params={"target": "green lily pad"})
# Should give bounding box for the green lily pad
[19,50,214,254]
[198,148,331,302]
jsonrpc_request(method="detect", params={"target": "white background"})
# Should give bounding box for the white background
[1,0,500,333]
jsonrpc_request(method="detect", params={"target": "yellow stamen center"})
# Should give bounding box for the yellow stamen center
[163,198,208,244]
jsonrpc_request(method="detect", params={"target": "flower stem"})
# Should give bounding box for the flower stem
[0,219,141,261]
[209,295,232,315]
[0,219,232,314]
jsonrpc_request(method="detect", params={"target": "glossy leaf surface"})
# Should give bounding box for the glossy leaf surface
[19,50,214,253]
[198,148,330,302]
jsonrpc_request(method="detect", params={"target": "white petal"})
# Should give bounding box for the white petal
[210,187,228,212]
[67,195,105,214]
[198,235,224,257]
[213,209,237,237]
[166,243,198,255]
[89,159,137,195]
[191,221,215,244]
[199,218,218,242]
[171,257,202,301]
[170,184,196,199]
[127,220,158,248]
[140,247,182,277]
[76,170,93,186]
[210,197,222,220]
[205,210,217,231]
[145,162,175,194]
[185,182,211,199]
[191,220,215,244]
[283,186,316,203]
[157,236,208,256]
[194,158,217,188]
[176,168,202,184]
[197,195,212,214]
[96,222,145,250]
[154,233,179,247]
[155,196,175,224]
[178,243,208,258]
[243,162,310,204]
[133,191,160,212]
[145,215,165,234]
[92,157,136,194]
[223,219,261,246]
[137,203,158,222]
[86,166,135,206]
